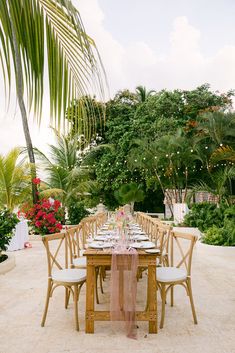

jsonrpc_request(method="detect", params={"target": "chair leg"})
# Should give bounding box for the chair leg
[170,286,174,307]
[65,288,71,309]
[160,284,166,329]
[74,285,79,331]
[41,280,52,327]
[186,279,198,324]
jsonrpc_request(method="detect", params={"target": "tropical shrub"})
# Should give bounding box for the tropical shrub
[25,199,65,235]
[0,148,31,210]
[0,209,19,258]
[184,203,235,246]
[67,201,90,225]
[114,182,145,211]
[203,221,235,246]
[183,203,226,231]
[202,226,225,246]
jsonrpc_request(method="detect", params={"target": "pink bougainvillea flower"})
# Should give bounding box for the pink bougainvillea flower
[32,177,41,185]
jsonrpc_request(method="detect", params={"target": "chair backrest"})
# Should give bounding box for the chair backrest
[170,231,197,276]
[66,225,84,259]
[42,232,69,277]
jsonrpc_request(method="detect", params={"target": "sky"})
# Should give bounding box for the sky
[0,0,235,154]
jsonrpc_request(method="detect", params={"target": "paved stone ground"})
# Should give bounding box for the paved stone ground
[0,240,235,353]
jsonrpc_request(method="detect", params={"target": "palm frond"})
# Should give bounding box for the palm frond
[0,0,107,135]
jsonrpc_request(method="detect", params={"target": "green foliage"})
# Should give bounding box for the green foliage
[183,203,226,231]
[67,201,90,225]
[66,96,105,143]
[184,203,235,246]
[80,85,234,212]
[0,209,19,254]
[202,226,225,245]
[115,183,145,206]
[203,220,235,246]
[0,148,31,210]
[0,0,105,128]
[35,130,93,206]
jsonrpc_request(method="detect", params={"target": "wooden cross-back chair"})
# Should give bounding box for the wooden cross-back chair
[96,212,107,229]
[156,231,198,328]
[41,232,86,331]
[155,223,172,267]
[66,223,103,304]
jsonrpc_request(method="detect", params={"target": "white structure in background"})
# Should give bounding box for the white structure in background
[7,220,29,251]
[123,204,131,214]
[173,203,189,224]
[96,203,106,214]
[164,189,220,222]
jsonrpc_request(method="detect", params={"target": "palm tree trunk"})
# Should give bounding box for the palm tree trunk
[9,6,38,204]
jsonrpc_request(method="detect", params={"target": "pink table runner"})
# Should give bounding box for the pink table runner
[110,245,139,339]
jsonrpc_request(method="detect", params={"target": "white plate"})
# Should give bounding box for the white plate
[145,249,160,254]
[132,231,146,236]
[132,235,149,241]
[129,241,155,249]
[94,236,107,241]
[89,242,113,249]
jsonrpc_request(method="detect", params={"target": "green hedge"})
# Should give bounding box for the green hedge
[184,203,235,246]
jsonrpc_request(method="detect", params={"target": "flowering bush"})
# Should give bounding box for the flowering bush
[32,177,41,185]
[0,209,19,257]
[25,198,65,235]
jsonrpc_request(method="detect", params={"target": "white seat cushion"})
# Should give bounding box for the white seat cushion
[52,269,86,283]
[73,257,87,268]
[157,267,187,282]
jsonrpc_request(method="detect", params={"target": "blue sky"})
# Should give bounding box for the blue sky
[99,0,235,56]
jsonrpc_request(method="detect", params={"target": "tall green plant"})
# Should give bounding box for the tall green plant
[115,182,145,212]
[0,208,19,256]
[0,148,31,210]
[0,0,105,203]
[35,130,94,205]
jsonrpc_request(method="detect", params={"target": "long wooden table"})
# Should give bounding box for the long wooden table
[84,248,158,334]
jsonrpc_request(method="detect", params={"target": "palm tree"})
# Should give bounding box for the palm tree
[187,166,235,206]
[135,85,155,103]
[0,148,31,210]
[115,182,145,213]
[210,145,235,164]
[0,0,105,203]
[128,130,201,215]
[196,112,235,148]
[35,130,94,205]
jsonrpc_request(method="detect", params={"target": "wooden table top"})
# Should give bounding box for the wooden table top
[84,248,158,256]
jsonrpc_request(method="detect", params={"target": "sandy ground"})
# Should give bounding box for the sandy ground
[0,240,235,353]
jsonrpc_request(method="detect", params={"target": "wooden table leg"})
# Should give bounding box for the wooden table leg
[148,264,158,333]
[86,262,95,333]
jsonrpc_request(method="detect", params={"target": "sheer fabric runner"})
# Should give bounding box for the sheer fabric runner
[110,245,139,339]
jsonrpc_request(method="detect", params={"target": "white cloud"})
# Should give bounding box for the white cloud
[77,2,235,94]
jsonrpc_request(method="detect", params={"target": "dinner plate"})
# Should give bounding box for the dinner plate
[129,241,155,249]
[132,235,149,241]
[131,231,146,235]
[94,235,107,241]
[145,249,160,254]
[88,242,113,249]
